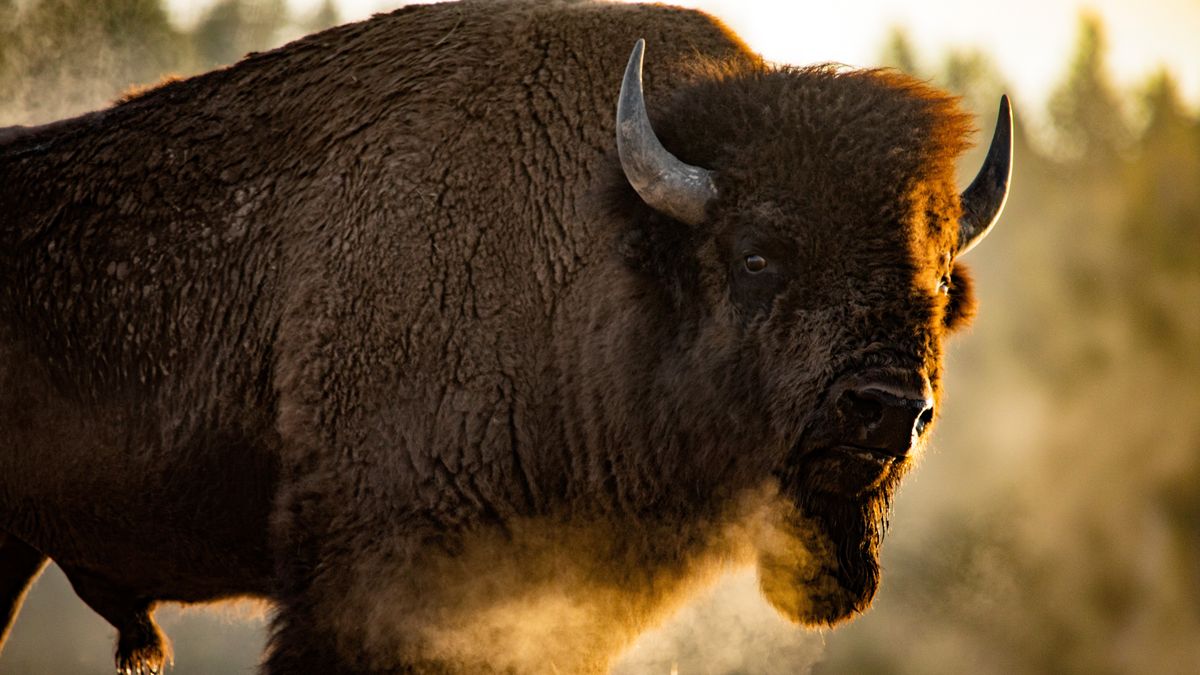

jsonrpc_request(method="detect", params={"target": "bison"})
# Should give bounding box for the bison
[0,1,1012,673]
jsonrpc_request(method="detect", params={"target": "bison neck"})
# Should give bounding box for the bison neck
[543,263,777,520]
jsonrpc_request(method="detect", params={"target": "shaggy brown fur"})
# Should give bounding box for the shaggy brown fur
[0,1,994,672]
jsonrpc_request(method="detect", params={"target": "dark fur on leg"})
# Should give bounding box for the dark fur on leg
[62,567,172,674]
[265,605,364,675]
[266,579,453,674]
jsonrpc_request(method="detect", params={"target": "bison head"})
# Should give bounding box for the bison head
[612,41,1010,626]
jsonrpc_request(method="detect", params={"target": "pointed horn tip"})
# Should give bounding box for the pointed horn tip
[997,95,1013,138]
[628,39,646,70]
[620,40,647,101]
[980,94,1013,172]
[994,94,1013,173]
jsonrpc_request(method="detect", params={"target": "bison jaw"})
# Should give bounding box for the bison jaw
[753,455,905,625]
[754,498,880,626]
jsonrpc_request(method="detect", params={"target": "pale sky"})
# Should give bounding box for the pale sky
[172,0,1200,113]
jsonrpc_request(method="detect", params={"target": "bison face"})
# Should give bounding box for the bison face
[615,42,1010,625]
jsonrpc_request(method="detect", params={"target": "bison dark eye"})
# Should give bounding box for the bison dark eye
[937,275,951,295]
[744,254,768,273]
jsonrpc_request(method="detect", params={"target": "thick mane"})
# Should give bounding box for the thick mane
[658,63,975,195]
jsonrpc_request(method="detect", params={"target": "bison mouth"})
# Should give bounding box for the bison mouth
[755,368,928,626]
[831,444,904,466]
[792,443,907,496]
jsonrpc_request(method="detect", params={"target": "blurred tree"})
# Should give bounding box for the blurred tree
[940,48,1006,116]
[193,0,246,67]
[193,0,288,69]
[1,0,182,121]
[0,0,14,79]
[303,0,342,33]
[1048,14,1131,165]
[879,26,922,77]
[1123,72,1200,275]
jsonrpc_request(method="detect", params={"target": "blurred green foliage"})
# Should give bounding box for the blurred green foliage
[193,0,287,69]
[1,2,1197,673]
[0,0,178,119]
[0,0,341,122]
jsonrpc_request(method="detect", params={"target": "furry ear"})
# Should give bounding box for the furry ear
[943,262,977,332]
[616,209,698,279]
[607,173,708,310]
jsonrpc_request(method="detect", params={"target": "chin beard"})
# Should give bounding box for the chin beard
[755,461,906,626]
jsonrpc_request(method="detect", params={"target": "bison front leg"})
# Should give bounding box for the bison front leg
[61,566,171,675]
[268,584,470,675]
[264,605,357,674]
[0,533,49,654]
[265,481,461,673]
[265,533,449,674]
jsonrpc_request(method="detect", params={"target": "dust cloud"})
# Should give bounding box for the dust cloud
[613,569,825,675]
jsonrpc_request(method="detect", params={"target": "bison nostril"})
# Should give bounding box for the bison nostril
[840,390,884,427]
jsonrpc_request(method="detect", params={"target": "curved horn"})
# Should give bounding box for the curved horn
[957,95,1013,257]
[616,39,717,226]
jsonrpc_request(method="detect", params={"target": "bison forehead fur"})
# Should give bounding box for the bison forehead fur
[0,0,1005,672]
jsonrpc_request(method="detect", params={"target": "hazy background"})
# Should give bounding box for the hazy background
[1,0,1197,673]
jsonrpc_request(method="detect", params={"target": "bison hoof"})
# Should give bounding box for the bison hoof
[114,614,171,675]
[115,649,166,675]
